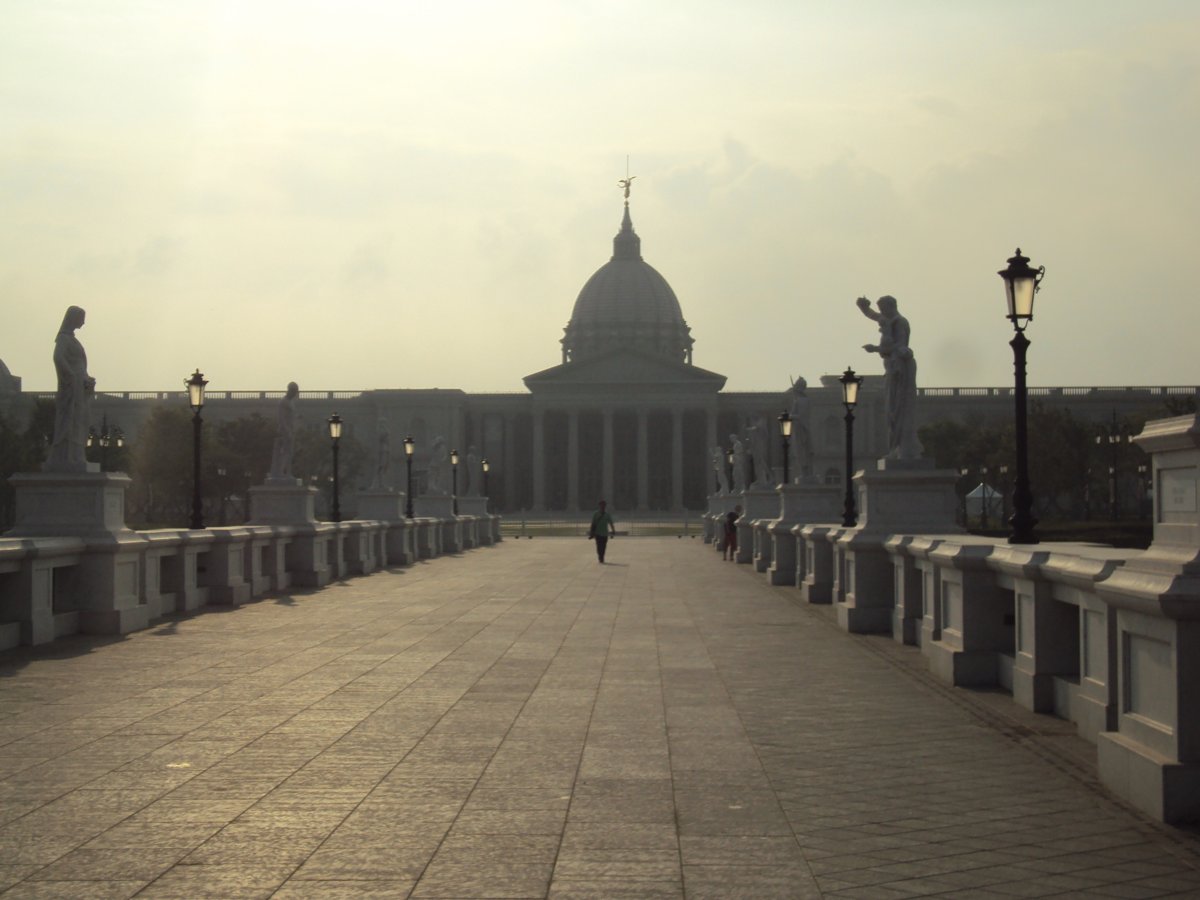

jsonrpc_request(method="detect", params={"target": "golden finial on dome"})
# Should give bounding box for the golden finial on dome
[617,155,636,201]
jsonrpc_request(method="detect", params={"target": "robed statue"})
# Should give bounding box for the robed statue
[268,382,300,483]
[44,306,95,472]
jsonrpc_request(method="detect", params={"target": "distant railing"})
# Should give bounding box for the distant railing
[500,515,701,538]
[27,390,370,402]
[26,385,1199,402]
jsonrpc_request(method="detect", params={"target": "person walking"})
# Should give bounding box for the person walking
[723,504,742,561]
[589,500,616,563]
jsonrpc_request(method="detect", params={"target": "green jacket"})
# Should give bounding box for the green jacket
[590,509,615,537]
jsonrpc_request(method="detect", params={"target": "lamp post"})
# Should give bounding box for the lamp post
[998,248,1045,545]
[481,458,490,512]
[839,367,862,527]
[450,448,459,515]
[999,464,1010,527]
[980,466,990,529]
[404,436,415,518]
[1137,463,1149,520]
[777,410,792,486]
[1084,467,1093,521]
[959,467,970,527]
[328,412,343,523]
[1096,410,1128,521]
[186,369,208,530]
[726,448,735,494]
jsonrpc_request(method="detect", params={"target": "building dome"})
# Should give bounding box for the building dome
[561,203,694,365]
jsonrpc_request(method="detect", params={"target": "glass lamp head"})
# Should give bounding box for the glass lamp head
[185,369,208,410]
[998,248,1045,328]
[839,367,861,409]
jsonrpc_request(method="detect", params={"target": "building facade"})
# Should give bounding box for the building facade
[2,201,1195,516]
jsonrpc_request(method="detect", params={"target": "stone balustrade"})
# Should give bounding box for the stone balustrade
[709,413,1200,825]
[0,512,501,655]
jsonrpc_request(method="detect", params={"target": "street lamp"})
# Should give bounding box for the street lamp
[999,464,1010,526]
[404,436,415,518]
[980,466,990,529]
[1137,463,1150,520]
[726,447,735,494]
[777,410,792,486]
[328,412,343,523]
[481,458,490,511]
[450,448,459,514]
[1096,410,1129,521]
[959,467,970,527]
[839,367,862,527]
[185,369,208,530]
[998,248,1045,544]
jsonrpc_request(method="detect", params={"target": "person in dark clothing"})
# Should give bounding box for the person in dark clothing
[723,505,742,561]
[589,500,616,563]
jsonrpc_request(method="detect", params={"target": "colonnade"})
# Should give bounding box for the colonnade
[527,404,718,513]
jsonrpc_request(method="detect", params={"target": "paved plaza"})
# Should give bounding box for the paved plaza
[0,537,1198,899]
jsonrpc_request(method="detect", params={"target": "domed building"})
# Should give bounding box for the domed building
[560,202,694,366]
[522,199,729,511]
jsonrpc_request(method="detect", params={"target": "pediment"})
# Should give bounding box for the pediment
[524,350,726,394]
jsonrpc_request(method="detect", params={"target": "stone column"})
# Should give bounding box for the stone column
[636,409,649,511]
[567,410,579,512]
[532,409,545,511]
[602,408,614,503]
[503,413,515,512]
[672,408,684,510]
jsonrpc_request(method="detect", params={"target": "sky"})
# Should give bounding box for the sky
[2,1,1198,395]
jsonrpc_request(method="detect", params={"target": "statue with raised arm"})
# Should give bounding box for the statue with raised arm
[268,382,300,483]
[44,305,95,472]
[857,295,923,460]
[729,434,748,493]
[369,419,391,491]
[788,376,814,481]
[712,445,730,495]
[426,435,449,496]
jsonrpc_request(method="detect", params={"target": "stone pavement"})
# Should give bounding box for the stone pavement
[0,538,1198,899]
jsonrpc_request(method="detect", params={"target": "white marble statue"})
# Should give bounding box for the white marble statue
[788,375,813,481]
[747,418,771,487]
[729,434,748,493]
[857,295,923,460]
[369,419,391,491]
[466,445,481,497]
[268,382,300,482]
[426,435,450,495]
[44,305,95,473]
[712,445,730,495]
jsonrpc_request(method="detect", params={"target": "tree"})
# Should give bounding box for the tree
[126,405,203,528]
[0,400,57,528]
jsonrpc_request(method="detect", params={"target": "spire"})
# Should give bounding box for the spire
[613,168,642,261]
[612,199,642,261]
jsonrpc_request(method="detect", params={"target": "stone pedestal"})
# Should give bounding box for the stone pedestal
[357,490,407,521]
[836,459,961,634]
[736,487,776,564]
[414,494,455,520]
[456,496,488,517]
[7,471,132,538]
[1093,414,1200,823]
[249,482,318,525]
[768,483,841,586]
[5,471,150,637]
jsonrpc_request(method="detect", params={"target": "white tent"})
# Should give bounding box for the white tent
[965,482,1003,522]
